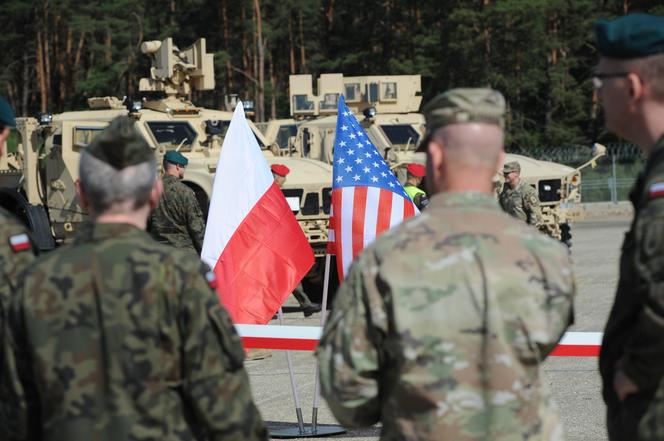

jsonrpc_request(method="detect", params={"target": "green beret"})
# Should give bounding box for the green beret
[86,116,153,169]
[595,13,664,59]
[0,96,16,128]
[503,161,520,174]
[423,88,505,133]
[164,150,188,167]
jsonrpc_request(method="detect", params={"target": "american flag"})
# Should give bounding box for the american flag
[327,96,418,280]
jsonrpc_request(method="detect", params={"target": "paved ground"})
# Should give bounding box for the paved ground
[245,218,631,440]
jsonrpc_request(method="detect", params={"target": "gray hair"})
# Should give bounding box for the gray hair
[79,151,157,214]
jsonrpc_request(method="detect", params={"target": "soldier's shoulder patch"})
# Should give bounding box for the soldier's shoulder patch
[205,270,218,289]
[8,233,30,252]
[649,182,664,199]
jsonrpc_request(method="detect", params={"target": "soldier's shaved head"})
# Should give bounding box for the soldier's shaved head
[426,122,504,195]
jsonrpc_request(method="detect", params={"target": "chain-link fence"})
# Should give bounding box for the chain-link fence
[506,143,644,203]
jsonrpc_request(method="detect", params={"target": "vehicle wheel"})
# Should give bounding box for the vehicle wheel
[301,256,339,307]
[0,189,55,251]
[560,223,572,248]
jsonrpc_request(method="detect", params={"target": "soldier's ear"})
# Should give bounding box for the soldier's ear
[426,137,444,195]
[75,179,90,211]
[149,179,163,209]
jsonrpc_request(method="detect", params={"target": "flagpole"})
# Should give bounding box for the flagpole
[278,307,305,434]
[310,254,331,431]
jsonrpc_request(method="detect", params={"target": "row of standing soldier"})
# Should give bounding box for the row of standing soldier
[0,12,663,441]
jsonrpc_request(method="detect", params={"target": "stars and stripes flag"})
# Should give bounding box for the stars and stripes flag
[327,95,418,281]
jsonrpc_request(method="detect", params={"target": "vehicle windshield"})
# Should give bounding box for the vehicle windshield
[276,125,297,149]
[380,124,420,150]
[146,121,197,151]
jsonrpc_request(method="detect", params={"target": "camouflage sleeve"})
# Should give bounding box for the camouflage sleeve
[523,187,542,226]
[179,261,267,441]
[184,189,206,254]
[0,275,39,440]
[524,237,576,359]
[620,198,664,390]
[316,253,386,428]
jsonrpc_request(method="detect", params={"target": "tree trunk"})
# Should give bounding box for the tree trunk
[298,10,307,73]
[43,5,52,111]
[288,13,296,74]
[36,30,48,112]
[21,51,30,116]
[253,0,265,122]
[269,51,276,119]
[221,0,233,92]
[105,29,112,64]
[241,2,250,95]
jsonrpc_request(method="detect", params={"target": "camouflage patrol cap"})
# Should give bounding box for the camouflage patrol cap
[502,161,521,174]
[164,150,189,167]
[87,116,153,169]
[595,14,664,59]
[423,88,505,134]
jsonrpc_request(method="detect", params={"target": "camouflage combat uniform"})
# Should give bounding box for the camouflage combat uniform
[317,192,575,440]
[0,222,267,441]
[600,135,664,440]
[150,174,206,254]
[0,207,36,377]
[499,180,542,226]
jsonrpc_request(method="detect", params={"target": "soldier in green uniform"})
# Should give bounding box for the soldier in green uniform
[0,96,37,382]
[594,14,664,440]
[317,88,575,440]
[149,150,206,254]
[0,116,267,441]
[499,160,542,227]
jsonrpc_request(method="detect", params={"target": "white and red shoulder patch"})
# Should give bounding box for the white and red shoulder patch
[649,182,664,199]
[205,270,218,290]
[9,233,30,252]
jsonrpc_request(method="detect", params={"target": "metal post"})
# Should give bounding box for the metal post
[612,154,618,204]
[278,307,305,433]
[311,255,332,431]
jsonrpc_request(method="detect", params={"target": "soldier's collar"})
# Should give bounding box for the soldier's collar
[76,222,147,242]
[429,191,499,208]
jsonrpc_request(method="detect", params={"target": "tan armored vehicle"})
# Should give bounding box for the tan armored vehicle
[265,73,605,245]
[0,37,334,294]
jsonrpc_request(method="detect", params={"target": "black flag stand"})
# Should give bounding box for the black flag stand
[269,255,346,438]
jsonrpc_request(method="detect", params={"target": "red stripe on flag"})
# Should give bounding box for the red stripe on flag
[351,187,368,259]
[241,337,318,351]
[550,345,600,357]
[213,182,314,324]
[375,189,393,236]
[331,189,345,280]
[403,197,415,219]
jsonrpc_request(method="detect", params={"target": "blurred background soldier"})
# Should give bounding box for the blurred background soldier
[499,160,542,227]
[149,150,206,255]
[594,14,664,440]
[0,96,37,375]
[317,88,575,440]
[0,116,267,440]
[271,163,321,318]
[403,163,429,209]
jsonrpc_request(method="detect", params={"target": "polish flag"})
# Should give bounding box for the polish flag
[201,102,314,324]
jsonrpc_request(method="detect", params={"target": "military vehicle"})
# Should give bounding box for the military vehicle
[264,73,606,245]
[0,37,336,298]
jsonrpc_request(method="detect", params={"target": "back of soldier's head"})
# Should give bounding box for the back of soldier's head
[423,88,505,164]
[79,116,157,214]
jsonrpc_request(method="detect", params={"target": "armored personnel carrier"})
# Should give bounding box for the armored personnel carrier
[264,73,605,245]
[0,38,334,290]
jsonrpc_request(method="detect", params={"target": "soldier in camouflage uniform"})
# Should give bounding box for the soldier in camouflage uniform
[317,88,575,440]
[0,116,267,440]
[149,150,206,254]
[594,14,664,440]
[0,96,37,382]
[499,161,542,227]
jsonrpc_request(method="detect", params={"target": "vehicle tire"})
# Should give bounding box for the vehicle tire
[0,188,55,251]
[560,223,572,248]
[301,256,339,307]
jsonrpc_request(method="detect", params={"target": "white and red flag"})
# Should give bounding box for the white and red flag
[201,102,314,324]
[327,96,418,280]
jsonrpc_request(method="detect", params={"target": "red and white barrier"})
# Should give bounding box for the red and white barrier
[236,325,602,357]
